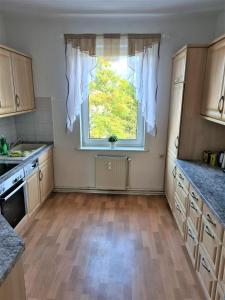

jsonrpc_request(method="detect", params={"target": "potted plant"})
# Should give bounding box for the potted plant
[108,135,118,149]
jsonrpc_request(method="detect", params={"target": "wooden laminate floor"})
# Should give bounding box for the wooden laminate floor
[22,193,205,300]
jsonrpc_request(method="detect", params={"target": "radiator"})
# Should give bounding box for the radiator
[95,155,129,190]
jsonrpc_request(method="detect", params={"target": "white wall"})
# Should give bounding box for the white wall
[215,11,225,36]
[3,12,220,191]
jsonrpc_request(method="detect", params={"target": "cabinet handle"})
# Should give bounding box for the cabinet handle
[190,201,197,212]
[201,257,211,273]
[174,136,179,149]
[15,94,20,107]
[187,228,195,240]
[179,173,184,181]
[175,203,182,213]
[191,191,198,202]
[206,213,216,226]
[204,224,215,239]
[178,182,183,189]
[218,96,224,113]
[172,166,177,178]
[0,100,1,108]
[39,170,43,181]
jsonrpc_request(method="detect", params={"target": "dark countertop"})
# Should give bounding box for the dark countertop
[0,215,25,286]
[0,142,53,286]
[176,159,225,228]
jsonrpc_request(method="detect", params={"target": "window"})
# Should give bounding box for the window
[80,36,144,149]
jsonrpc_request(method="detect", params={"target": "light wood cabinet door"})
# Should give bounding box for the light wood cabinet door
[167,83,184,156]
[39,158,53,202]
[26,169,41,214]
[0,257,26,300]
[165,151,176,211]
[215,284,225,300]
[174,196,186,239]
[0,48,16,115]
[200,217,222,275]
[172,50,187,84]
[218,247,225,291]
[186,221,198,268]
[197,246,217,300]
[201,38,225,121]
[11,53,35,112]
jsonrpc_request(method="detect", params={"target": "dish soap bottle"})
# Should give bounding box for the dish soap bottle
[0,136,8,155]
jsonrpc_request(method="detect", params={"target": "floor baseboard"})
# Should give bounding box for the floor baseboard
[53,187,165,196]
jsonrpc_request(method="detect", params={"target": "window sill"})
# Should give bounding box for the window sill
[77,146,147,152]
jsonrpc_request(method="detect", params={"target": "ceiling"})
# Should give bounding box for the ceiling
[0,0,224,15]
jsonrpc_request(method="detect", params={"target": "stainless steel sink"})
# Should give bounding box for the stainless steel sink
[0,143,46,161]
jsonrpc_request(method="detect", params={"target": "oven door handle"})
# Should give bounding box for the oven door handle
[2,180,26,201]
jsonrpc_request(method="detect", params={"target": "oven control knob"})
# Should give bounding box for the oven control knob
[13,178,18,184]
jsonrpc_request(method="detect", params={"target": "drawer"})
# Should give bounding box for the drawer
[197,246,217,300]
[188,196,202,238]
[39,147,53,165]
[215,284,225,300]
[176,168,189,191]
[189,184,203,211]
[174,196,186,239]
[175,180,188,215]
[185,221,198,268]
[218,247,225,291]
[200,217,222,275]
[203,204,223,241]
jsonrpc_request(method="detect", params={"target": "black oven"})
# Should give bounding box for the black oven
[0,179,26,228]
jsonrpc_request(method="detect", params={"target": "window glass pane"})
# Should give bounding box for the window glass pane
[88,57,138,140]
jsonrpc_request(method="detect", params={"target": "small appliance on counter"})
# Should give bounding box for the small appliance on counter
[203,150,225,169]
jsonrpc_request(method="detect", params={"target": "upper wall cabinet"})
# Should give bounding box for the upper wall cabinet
[11,53,35,112]
[0,45,35,117]
[201,37,225,123]
[0,48,16,115]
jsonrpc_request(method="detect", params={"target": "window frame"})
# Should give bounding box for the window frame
[80,98,145,149]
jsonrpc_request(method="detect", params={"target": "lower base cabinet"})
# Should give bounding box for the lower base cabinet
[215,284,225,300]
[166,165,225,300]
[0,257,26,300]
[185,220,198,268]
[26,169,41,214]
[39,157,54,202]
[25,148,54,217]
[174,196,186,239]
[197,246,217,300]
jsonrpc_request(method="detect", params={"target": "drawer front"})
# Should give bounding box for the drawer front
[188,196,202,237]
[201,217,222,275]
[197,246,217,300]
[175,180,188,214]
[39,148,53,165]
[186,221,198,267]
[174,197,186,239]
[176,168,189,191]
[189,185,203,211]
[218,247,225,291]
[215,284,225,300]
[203,204,223,241]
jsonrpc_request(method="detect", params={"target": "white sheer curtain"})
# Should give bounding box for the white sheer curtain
[65,34,160,134]
[65,36,96,132]
[133,43,159,135]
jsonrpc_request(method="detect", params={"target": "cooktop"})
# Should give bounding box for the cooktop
[0,163,19,177]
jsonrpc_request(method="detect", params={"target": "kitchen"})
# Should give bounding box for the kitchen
[0,1,225,300]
